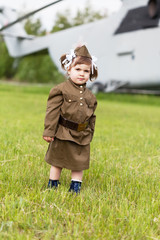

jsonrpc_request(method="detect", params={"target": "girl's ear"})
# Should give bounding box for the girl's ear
[67,69,70,75]
[67,66,71,75]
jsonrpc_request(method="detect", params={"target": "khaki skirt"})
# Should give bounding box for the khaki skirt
[45,138,90,171]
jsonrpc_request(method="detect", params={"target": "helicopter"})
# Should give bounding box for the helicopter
[0,0,160,93]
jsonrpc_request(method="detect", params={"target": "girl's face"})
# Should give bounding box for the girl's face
[68,64,91,85]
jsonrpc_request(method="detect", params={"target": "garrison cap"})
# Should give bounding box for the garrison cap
[74,45,92,59]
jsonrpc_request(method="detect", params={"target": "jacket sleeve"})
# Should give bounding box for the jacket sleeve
[89,99,97,139]
[43,86,63,137]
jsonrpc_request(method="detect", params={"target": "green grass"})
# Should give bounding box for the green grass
[1,82,160,239]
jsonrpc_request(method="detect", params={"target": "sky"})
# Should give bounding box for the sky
[0,0,122,31]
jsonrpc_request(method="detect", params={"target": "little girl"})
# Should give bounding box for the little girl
[43,44,98,194]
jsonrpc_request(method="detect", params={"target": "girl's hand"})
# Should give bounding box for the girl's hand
[43,136,54,143]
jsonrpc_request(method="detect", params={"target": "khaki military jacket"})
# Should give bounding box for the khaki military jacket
[43,79,97,145]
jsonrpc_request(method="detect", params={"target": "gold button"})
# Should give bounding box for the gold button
[68,99,71,102]
[80,97,83,100]
[80,103,83,106]
[80,91,83,94]
[80,86,83,88]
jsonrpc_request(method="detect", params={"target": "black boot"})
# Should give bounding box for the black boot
[47,179,60,189]
[69,180,82,194]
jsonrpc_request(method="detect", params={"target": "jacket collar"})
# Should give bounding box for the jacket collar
[68,78,86,90]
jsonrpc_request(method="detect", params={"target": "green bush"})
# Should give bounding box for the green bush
[15,54,65,84]
[0,38,14,78]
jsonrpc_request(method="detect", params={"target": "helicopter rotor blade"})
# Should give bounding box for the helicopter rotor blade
[0,0,64,32]
[0,31,34,39]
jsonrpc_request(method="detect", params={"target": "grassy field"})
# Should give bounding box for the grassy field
[1,82,160,239]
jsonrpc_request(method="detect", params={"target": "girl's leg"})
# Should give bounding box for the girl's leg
[69,170,83,194]
[50,166,62,180]
[48,166,62,189]
[71,170,83,181]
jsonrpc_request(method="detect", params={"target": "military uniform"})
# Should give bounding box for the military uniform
[43,78,97,171]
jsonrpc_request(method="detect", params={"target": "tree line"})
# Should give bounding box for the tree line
[0,3,107,83]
